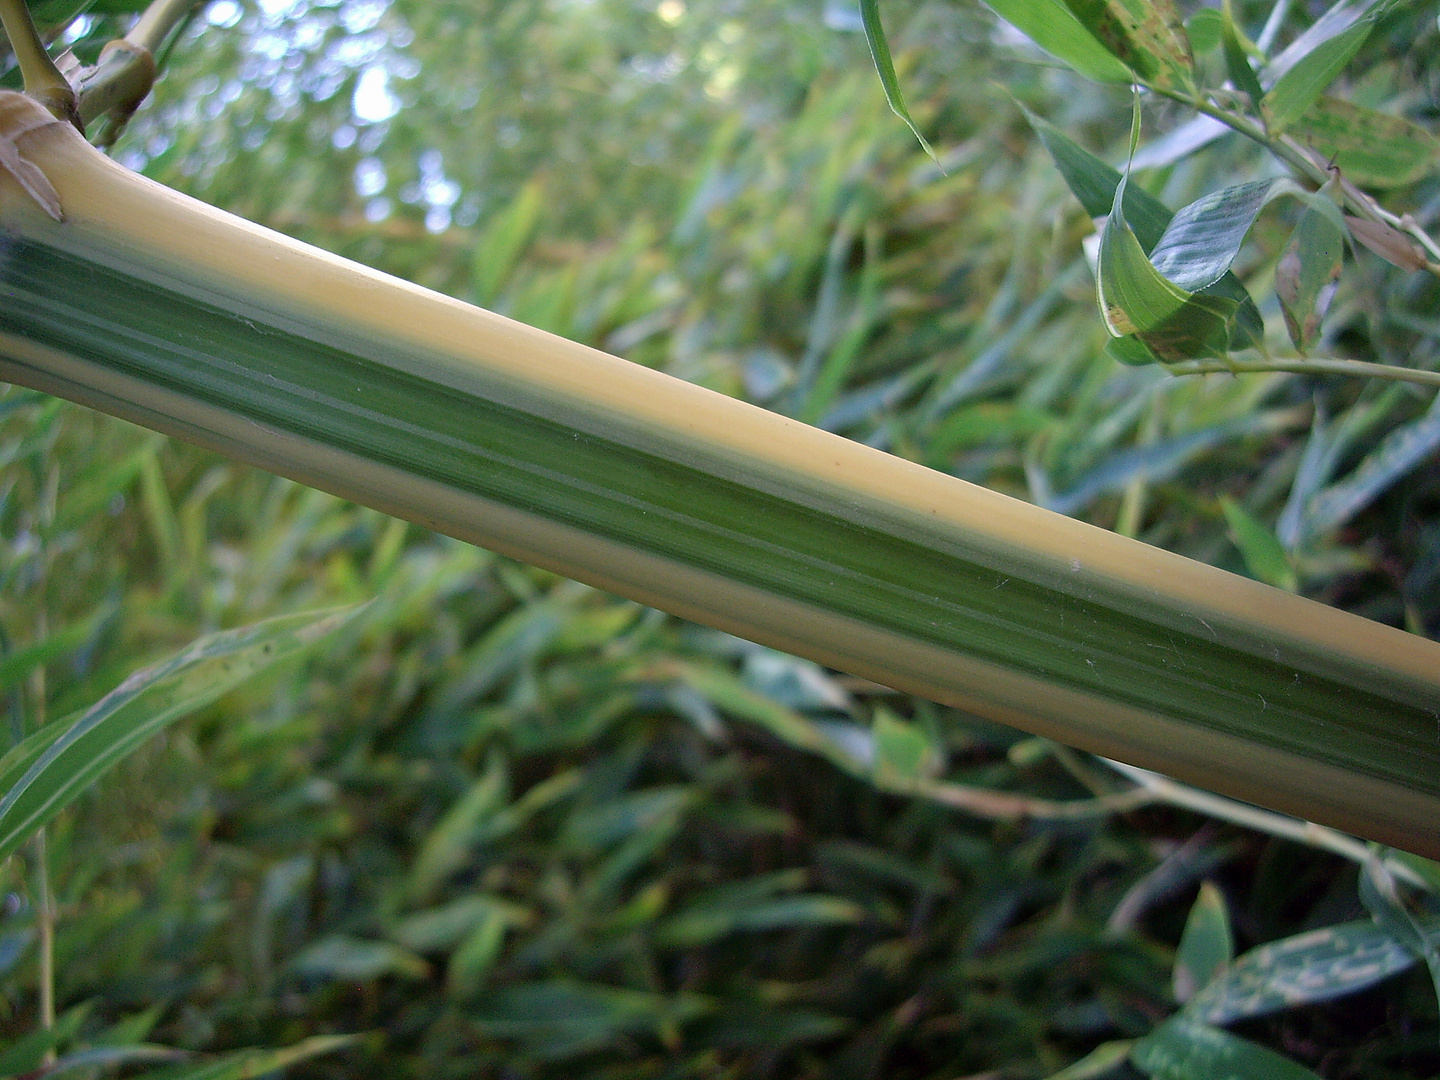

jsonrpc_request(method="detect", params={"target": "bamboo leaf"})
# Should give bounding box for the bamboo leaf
[406,751,510,901]
[1025,110,1263,349]
[1260,0,1392,130]
[1133,1017,1323,1079]
[1173,882,1233,1002]
[1264,21,1372,131]
[1346,215,1427,271]
[1219,497,1297,592]
[858,0,936,161]
[0,606,360,865]
[981,0,1134,83]
[447,907,510,997]
[1043,1040,1135,1080]
[1220,0,1265,109]
[1149,179,1280,292]
[1358,859,1440,1008]
[1276,201,1345,351]
[292,935,431,981]
[1302,392,1440,541]
[472,981,711,1058]
[1061,0,1196,91]
[1096,176,1237,359]
[1289,97,1440,188]
[1184,918,1418,1025]
[128,1035,357,1080]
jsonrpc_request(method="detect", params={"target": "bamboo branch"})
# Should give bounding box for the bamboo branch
[1164,356,1440,388]
[0,0,78,127]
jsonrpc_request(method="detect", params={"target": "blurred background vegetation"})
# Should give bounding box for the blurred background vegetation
[2,0,1439,1075]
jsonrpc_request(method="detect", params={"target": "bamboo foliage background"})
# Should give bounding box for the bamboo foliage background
[1,0,1440,1075]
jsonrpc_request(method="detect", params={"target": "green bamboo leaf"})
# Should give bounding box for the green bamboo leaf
[1133,1018,1323,1079]
[1099,177,1192,336]
[1174,882,1234,1002]
[1184,918,1418,1025]
[1302,392,1440,541]
[1097,177,1236,359]
[1262,0,1384,131]
[0,607,109,696]
[1287,97,1440,188]
[858,0,937,162]
[872,707,941,785]
[391,894,531,954]
[1358,856,1440,1009]
[474,177,544,307]
[1277,200,1345,351]
[1149,179,1281,292]
[128,1035,357,1080]
[1219,497,1297,592]
[406,751,510,901]
[981,0,1134,83]
[1062,0,1196,91]
[1220,0,1264,108]
[1043,1040,1135,1080]
[447,907,510,997]
[1026,110,1173,244]
[657,870,864,947]
[1024,110,1263,349]
[473,982,711,1058]
[0,605,359,865]
[292,935,431,981]
[0,1003,91,1076]
[1184,7,1221,55]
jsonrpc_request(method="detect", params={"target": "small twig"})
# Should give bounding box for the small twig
[1104,760,1431,890]
[0,0,79,127]
[1163,356,1440,389]
[77,0,201,137]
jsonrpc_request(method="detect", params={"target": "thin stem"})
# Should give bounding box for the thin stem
[0,0,78,125]
[126,0,200,56]
[1105,760,1431,890]
[32,831,54,1057]
[1163,356,1440,389]
[26,614,54,1060]
[78,0,202,138]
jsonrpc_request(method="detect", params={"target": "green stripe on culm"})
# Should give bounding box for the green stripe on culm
[1,232,1436,800]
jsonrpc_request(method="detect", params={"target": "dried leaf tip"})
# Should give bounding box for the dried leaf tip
[0,91,66,222]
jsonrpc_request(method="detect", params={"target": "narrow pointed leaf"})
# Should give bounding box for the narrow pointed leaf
[1276,202,1345,351]
[1149,179,1279,292]
[1174,881,1233,1002]
[1026,111,1263,347]
[1302,393,1440,541]
[1097,177,1236,359]
[0,606,359,864]
[1062,0,1195,90]
[1289,97,1440,188]
[1264,19,1373,130]
[1134,1018,1324,1079]
[1184,918,1418,1024]
[1219,497,1297,592]
[129,1035,357,1080]
[1099,176,1192,336]
[1043,1040,1135,1080]
[859,0,936,161]
[1221,0,1265,108]
[981,0,1134,83]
